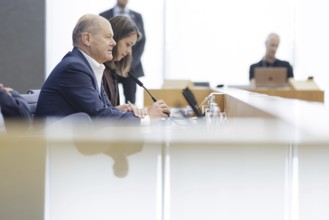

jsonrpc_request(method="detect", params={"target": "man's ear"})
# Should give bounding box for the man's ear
[81,32,91,47]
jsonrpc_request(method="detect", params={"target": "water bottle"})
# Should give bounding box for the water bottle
[205,95,220,126]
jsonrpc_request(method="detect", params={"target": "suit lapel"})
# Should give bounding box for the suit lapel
[128,11,136,21]
[100,82,112,107]
[72,47,100,94]
[109,9,114,18]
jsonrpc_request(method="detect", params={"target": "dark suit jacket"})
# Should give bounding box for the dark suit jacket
[100,8,146,78]
[0,89,31,122]
[35,47,139,122]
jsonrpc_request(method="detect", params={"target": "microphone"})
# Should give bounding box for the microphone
[128,72,170,117]
[128,72,157,102]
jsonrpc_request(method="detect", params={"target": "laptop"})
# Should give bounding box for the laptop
[254,67,288,87]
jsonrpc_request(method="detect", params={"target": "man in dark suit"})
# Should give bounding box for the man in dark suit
[100,0,146,104]
[0,83,32,128]
[249,33,294,83]
[36,14,169,123]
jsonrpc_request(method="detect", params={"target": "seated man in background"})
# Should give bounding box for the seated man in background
[0,83,32,128]
[249,33,294,83]
[36,14,170,123]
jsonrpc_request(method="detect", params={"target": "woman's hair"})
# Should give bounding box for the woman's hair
[106,15,142,77]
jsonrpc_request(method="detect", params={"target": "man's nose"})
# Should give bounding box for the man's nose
[111,39,116,47]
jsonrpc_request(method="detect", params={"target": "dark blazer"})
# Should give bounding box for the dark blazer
[35,47,139,122]
[100,8,146,78]
[0,89,31,122]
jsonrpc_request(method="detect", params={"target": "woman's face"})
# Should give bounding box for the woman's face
[114,33,137,61]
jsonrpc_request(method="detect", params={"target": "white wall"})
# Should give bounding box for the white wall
[46,0,329,106]
[46,1,110,75]
[294,0,329,105]
[165,0,296,87]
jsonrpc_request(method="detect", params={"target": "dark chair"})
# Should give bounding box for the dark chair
[2,89,92,133]
[21,89,92,130]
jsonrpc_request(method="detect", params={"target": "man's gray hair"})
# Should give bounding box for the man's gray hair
[72,14,101,46]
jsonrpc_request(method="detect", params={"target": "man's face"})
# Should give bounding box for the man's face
[265,36,280,59]
[117,0,128,8]
[89,20,117,63]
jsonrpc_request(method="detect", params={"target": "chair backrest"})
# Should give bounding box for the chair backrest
[21,89,40,118]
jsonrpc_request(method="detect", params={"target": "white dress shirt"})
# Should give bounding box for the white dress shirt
[113,5,130,17]
[79,49,105,94]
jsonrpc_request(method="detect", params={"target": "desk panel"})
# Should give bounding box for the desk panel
[144,88,224,110]
[45,140,162,220]
[299,144,329,220]
[169,143,287,220]
[246,89,324,103]
[229,86,324,103]
[0,137,45,220]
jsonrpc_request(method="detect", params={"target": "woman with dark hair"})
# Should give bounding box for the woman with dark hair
[102,15,170,119]
[103,15,140,106]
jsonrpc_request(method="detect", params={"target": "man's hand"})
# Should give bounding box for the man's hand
[0,83,13,95]
[115,102,147,118]
[147,100,170,119]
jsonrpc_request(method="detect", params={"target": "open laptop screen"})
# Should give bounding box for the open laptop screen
[254,67,288,87]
